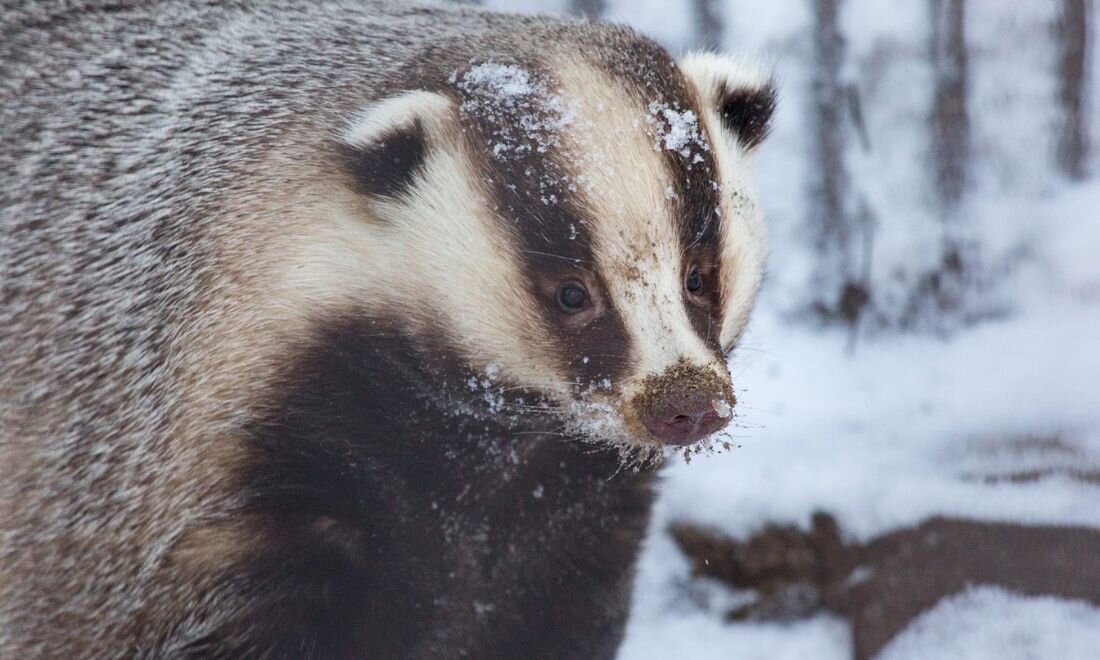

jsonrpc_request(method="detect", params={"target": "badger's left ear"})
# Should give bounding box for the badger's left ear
[679,53,777,151]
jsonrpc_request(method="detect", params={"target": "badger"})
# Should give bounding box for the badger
[0,1,774,657]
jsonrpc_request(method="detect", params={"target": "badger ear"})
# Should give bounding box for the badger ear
[337,91,453,199]
[679,53,777,151]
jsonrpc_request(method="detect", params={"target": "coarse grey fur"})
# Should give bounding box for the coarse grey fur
[1,1,774,657]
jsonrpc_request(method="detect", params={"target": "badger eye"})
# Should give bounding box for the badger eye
[556,282,590,313]
[685,265,704,295]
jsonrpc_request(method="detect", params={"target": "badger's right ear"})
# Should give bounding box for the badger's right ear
[336,91,454,199]
[679,53,777,151]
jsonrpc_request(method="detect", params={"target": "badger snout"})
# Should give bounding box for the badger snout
[635,360,736,446]
[642,391,728,446]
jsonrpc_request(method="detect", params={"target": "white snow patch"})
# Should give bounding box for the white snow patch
[659,299,1100,542]
[712,399,732,419]
[458,62,535,99]
[618,613,850,660]
[646,101,710,161]
[879,587,1100,660]
[451,61,577,162]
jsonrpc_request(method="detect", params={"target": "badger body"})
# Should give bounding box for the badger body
[0,1,774,657]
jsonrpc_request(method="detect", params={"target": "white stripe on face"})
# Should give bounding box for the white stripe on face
[549,56,727,391]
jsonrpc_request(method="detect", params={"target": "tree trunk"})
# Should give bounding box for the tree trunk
[1056,0,1091,180]
[929,0,969,213]
[569,0,606,18]
[809,0,855,307]
[921,0,973,326]
[693,0,724,50]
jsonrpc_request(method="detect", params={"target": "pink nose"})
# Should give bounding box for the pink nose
[642,391,730,446]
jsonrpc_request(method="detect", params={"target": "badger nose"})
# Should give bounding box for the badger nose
[642,390,731,446]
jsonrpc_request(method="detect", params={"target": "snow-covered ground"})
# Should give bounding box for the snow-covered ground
[488,0,1100,656]
[621,226,1100,658]
[878,587,1100,660]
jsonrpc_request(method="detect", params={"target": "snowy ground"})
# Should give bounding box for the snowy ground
[620,209,1100,658]
[483,0,1100,656]
[878,587,1100,660]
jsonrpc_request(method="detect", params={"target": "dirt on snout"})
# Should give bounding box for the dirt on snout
[635,358,735,417]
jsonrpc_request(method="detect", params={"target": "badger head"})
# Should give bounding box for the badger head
[283,47,774,465]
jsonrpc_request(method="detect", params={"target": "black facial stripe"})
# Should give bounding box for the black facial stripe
[671,114,724,355]
[654,88,724,250]
[682,249,725,353]
[557,275,633,386]
[336,118,428,201]
[676,150,725,354]
[449,60,632,388]
[503,191,634,389]
[671,148,723,250]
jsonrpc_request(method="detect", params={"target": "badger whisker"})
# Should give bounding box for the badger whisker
[519,249,586,265]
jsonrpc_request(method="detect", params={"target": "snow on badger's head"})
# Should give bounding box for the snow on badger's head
[289,39,774,464]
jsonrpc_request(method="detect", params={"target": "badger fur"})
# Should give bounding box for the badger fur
[0,1,775,657]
